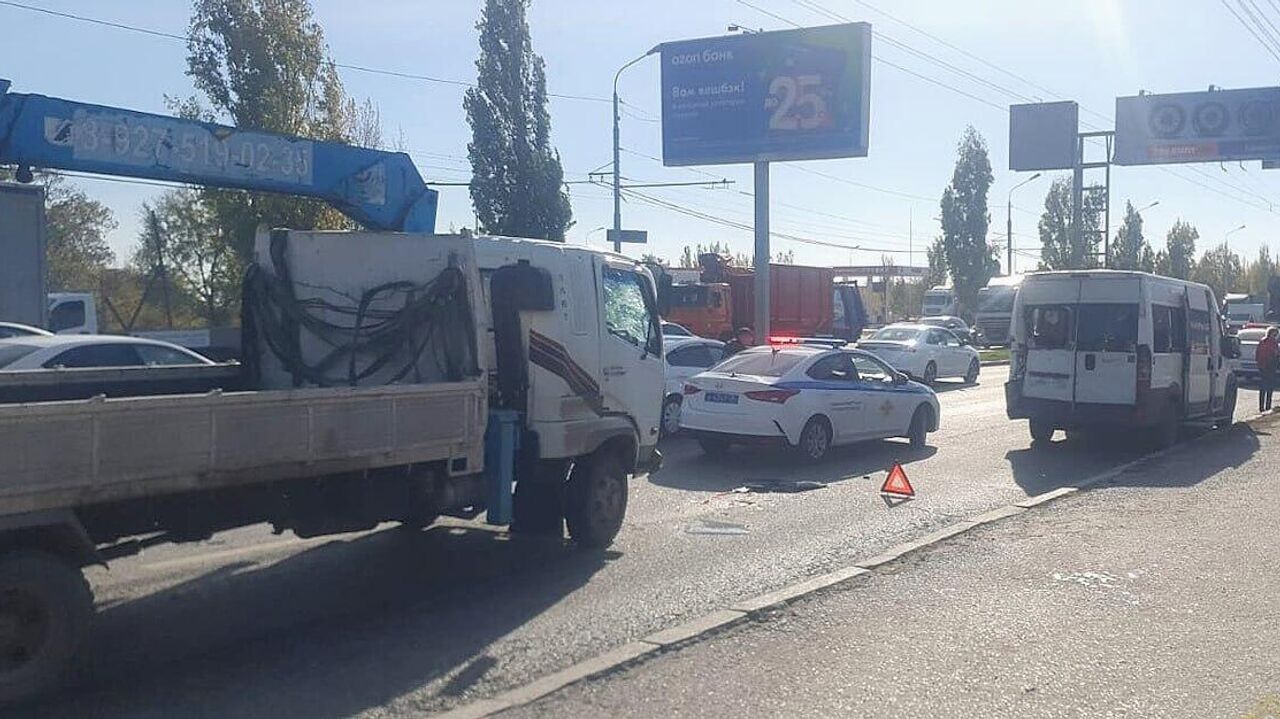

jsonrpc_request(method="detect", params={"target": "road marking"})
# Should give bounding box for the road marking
[433,412,1278,718]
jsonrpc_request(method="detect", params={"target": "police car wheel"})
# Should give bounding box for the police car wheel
[660,396,682,436]
[964,359,980,384]
[922,362,938,386]
[908,406,930,448]
[796,417,832,462]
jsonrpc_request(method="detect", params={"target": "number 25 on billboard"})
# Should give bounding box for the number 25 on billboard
[767,75,831,131]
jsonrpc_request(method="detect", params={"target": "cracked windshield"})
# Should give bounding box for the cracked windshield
[1,0,1277,716]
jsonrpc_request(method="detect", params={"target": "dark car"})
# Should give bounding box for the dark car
[918,315,975,344]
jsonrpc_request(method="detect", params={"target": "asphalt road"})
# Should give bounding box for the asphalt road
[25,370,1261,718]
[505,413,1280,719]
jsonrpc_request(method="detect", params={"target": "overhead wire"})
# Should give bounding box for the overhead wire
[783,0,1280,213]
[0,0,615,105]
[1218,0,1280,63]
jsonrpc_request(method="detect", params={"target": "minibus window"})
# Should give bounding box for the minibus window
[1152,305,1173,353]
[1188,309,1211,354]
[1026,305,1073,349]
[1076,304,1139,353]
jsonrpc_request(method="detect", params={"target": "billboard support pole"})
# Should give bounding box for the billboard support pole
[754,161,771,340]
[1103,134,1113,268]
[1072,135,1084,267]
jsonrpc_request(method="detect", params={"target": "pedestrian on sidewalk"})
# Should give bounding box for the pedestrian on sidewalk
[1257,326,1279,412]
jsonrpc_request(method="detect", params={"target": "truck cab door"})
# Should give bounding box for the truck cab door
[832,285,866,340]
[598,261,665,442]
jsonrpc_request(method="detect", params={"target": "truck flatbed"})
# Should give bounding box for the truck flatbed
[0,380,486,516]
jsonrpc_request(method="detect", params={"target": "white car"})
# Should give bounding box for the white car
[857,323,981,385]
[0,334,216,371]
[0,322,53,340]
[679,344,940,461]
[661,337,726,435]
[661,321,695,339]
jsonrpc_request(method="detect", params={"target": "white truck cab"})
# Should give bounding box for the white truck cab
[46,292,97,334]
[1006,270,1239,447]
[922,285,957,317]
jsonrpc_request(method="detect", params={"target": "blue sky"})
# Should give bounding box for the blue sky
[3,0,1280,272]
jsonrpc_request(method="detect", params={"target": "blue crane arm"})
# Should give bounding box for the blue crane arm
[0,78,437,232]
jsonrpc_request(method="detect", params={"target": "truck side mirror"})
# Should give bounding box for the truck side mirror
[893,371,909,385]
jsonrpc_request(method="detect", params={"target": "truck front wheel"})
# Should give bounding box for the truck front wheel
[566,453,628,549]
[0,550,93,703]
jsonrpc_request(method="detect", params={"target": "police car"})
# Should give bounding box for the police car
[678,343,941,461]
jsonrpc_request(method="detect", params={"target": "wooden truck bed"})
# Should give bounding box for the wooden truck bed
[0,381,487,516]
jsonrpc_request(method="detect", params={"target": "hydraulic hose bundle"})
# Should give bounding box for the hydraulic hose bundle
[242,230,479,388]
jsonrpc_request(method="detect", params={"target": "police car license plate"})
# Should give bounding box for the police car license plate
[705,392,739,404]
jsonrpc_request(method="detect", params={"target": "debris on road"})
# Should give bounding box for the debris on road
[686,520,750,536]
[734,480,828,494]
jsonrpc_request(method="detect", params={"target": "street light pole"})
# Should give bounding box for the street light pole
[1006,172,1042,275]
[1225,224,1246,251]
[612,47,659,254]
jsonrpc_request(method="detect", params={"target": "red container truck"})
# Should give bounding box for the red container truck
[654,254,866,341]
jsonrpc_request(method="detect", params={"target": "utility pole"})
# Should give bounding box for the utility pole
[753,161,771,339]
[1007,172,1042,275]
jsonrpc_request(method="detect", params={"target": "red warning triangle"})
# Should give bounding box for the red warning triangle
[880,463,915,497]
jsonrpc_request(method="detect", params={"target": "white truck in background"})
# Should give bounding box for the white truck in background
[921,284,958,317]
[45,292,97,334]
[1222,293,1265,332]
[973,275,1023,347]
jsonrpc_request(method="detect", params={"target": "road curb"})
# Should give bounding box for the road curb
[979,359,1010,367]
[434,411,1278,718]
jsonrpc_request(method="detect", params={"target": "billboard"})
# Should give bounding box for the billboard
[659,23,871,166]
[1115,87,1280,165]
[1009,101,1078,171]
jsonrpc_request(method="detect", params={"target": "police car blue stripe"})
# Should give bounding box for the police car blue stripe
[774,380,932,395]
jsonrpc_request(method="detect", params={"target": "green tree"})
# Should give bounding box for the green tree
[939,126,996,317]
[1244,245,1277,298]
[133,190,244,327]
[1153,249,1170,276]
[924,236,947,288]
[1191,242,1243,301]
[1038,177,1106,270]
[183,0,364,262]
[45,179,117,292]
[1163,220,1199,280]
[1109,201,1155,272]
[0,170,118,292]
[679,242,750,268]
[465,0,572,241]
